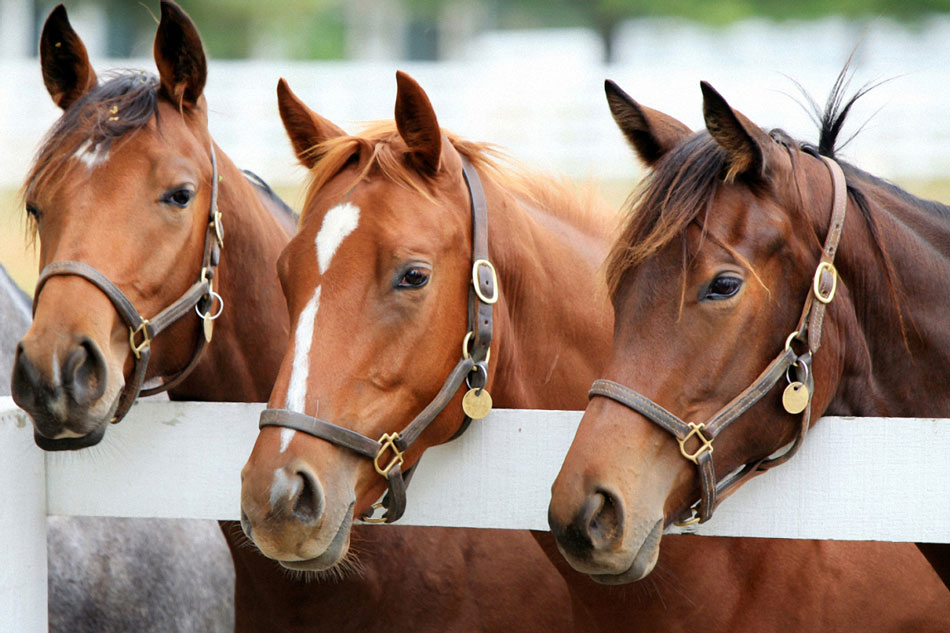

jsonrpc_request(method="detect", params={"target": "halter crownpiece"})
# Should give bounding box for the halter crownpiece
[259,155,496,524]
[31,144,224,434]
[589,155,847,527]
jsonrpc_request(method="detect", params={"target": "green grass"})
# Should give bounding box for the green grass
[4,177,949,296]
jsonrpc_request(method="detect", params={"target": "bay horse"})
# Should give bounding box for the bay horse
[13,3,573,632]
[239,70,946,632]
[548,77,950,626]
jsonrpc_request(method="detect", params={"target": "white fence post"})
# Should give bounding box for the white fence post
[0,396,47,633]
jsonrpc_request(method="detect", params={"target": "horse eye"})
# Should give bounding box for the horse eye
[702,275,743,301]
[25,203,41,220]
[162,188,195,208]
[396,267,430,289]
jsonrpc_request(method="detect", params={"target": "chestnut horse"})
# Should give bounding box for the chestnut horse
[549,77,950,626]
[13,3,572,632]
[239,70,946,632]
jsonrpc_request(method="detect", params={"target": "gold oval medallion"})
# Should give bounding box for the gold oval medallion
[462,388,492,419]
[782,382,810,414]
[203,314,214,343]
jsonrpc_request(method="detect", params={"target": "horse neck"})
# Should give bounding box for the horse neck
[482,177,614,410]
[168,147,291,403]
[824,169,950,417]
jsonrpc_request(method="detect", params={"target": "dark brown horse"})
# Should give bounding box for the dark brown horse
[548,77,949,627]
[239,70,947,631]
[13,3,572,632]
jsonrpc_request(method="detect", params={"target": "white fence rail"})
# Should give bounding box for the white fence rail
[2,396,949,633]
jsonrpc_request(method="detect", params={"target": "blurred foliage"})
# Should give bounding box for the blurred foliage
[32,0,950,60]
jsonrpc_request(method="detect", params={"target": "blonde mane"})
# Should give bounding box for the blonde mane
[299,121,612,237]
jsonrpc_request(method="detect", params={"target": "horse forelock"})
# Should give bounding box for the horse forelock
[23,71,161,237]
[299,121,610,236]
[605,133,728,298]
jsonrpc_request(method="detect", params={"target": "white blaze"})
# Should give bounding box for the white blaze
[72,140,109,170]
[280,202,361,453]
[316,202,361,275]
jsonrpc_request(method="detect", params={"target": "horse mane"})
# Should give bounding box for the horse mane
[603,132,729,296]
[23,70,160,237]
[300,122,609,236]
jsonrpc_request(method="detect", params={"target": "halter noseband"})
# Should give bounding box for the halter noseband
[589,155,847,526]
[258,156,496,524]
[31,144,224,436]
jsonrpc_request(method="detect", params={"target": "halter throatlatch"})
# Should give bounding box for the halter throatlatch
[258,156,496,524]
[31,144,224,433]
[589,155,847,526]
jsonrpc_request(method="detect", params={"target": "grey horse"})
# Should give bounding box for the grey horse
[1,264,234,632]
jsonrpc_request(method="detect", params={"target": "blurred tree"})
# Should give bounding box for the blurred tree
[34,0,346,59]
[33,0,950,61]
[480,0,950,62]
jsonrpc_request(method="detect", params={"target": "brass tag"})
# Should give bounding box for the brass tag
[462,388,492,419]
[203,314,214,343]
[782,382,809,414]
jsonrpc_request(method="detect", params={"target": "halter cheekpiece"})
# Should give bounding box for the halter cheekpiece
[31,144,224,436]
[589,155,847,526]
[258,156,497,524]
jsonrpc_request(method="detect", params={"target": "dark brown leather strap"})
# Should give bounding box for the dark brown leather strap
[588,155,848,526]
[258,155,494,524]
[31,144,222,423]
[259,409,380,458]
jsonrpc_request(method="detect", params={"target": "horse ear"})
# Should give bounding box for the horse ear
[276,78,346,168]
[701,81,771,182]
[40,4,97,110]
[154,0,207,107]
[605,80,691,166]
[394,71,441,174]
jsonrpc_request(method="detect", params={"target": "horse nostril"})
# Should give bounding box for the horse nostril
[63,336,107,406]
[11,341,43,406]
[585,489,624,550]
[290,467,325,525]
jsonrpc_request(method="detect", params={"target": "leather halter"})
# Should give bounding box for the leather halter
[32,144,224,428]
[589,156,847,526]
[259,155,496,524]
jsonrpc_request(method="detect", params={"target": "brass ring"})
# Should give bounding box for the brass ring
[461,331,491,364]
[784,331,800,352]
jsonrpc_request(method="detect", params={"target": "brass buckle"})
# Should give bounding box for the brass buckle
[472,259,498,304]
[362,502,389,524]
[373,432,405,479]
[678,422,713,464]
[210,209,224,248]
[461,331,491,364]
[674,503,702,527]
[812,261,837,304]
[129,320,151,359]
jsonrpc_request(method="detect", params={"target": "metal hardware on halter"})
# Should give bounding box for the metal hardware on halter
[673,501,702,528]
[210,209,224,248]
[362,502,389,524]
[195,291,224,321]
[373,433,405,478]
[129,320,151,359]
[465,363,488,391]
[461,331,491,364]
[472,259,498,304]
[678,423,713,463]
[813,261,837,304]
